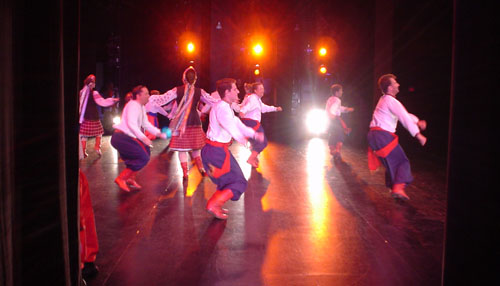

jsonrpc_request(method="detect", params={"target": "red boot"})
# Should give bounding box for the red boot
[206,189,234,219]
[114,168,133,192]
[94,136,102,157]
[181,162,189,179]
[391,183,410,201]
[126,171,142,189]
[82,140,88,158]
[194,156,206,176]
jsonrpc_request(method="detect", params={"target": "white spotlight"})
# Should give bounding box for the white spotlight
[112,116,121,125]
[305,109,329,135]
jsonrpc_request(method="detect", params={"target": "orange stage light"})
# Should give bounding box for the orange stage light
[319,47,327,56]
[186,42,195,53]
[254,68,260,75]
[252,43,263,56]
[319,65,327,74]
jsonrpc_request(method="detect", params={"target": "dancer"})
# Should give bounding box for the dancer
[202,78,264,219]
[325,84,354,160]
[367,74,427,201]
[79,74,119,157]
[239,82,282,168]
[145,89,172,140]
[110,85,168,192]
[148,66,217,178]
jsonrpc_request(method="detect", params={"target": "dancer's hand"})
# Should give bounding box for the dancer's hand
[416,133,427,146]
[276,107,283,112]
[417,120,427,131]
[254,132,265,143]
[142,137,153,147]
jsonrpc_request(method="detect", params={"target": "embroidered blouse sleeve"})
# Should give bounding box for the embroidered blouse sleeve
[151,88,178,107]
[93,91,116,107]
[200,89,220,106]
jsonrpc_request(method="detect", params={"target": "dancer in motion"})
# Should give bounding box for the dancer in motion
[111,85,168,192]
[148,66,217,178]
[202,78,264,219]
[367,74,427,201]
[79,74,119,157]
[145,89,172,140]
[325,84,354,161]
[238,82,282,168]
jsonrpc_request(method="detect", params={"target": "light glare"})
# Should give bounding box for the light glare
[187,42,195,53]
[253,44,263,56]
[306,109,329,134]
[319,47,327,56]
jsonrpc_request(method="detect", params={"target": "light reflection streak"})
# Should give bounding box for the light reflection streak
[233,143,252,180]
[305,138,331,251]
[185,165,202,197]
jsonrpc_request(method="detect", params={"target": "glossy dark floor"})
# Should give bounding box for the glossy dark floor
[80,135,446,286]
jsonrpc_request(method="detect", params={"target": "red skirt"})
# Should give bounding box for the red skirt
[79,120,104,137]
[169,126,206,151]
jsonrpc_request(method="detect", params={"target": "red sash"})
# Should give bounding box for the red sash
[367,127,399,171]
[205,139,231,178]
[243,118,261,131]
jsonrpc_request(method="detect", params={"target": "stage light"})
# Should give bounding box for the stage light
[319,65,327,74]
[186,42,195,53]
[305,109,329,134]
[112,116,121,125]
[319,47,327,57]
[252,43,263,56]
[254,68,260,76]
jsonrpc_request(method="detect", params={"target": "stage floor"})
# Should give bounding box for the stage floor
[81,135,446,286]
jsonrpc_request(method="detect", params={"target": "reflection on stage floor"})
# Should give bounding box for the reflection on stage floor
[80,135,446,286]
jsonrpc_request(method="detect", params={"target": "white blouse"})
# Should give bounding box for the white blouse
[206,100,256,145]
[239,94,279,122]
[113,100,161,144]
[325,96,349,118]
[369,94,420,136]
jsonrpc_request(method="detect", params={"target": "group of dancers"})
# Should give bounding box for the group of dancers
[78,67,282,219]
[326,74,427,201]
[79,68,427,219]
[77,69,427,281]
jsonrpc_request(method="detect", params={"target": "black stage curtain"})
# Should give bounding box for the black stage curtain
[443,0,498,285]
[1,0,80,285]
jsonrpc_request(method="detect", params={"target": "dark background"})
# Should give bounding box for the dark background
[80,0,452,162]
